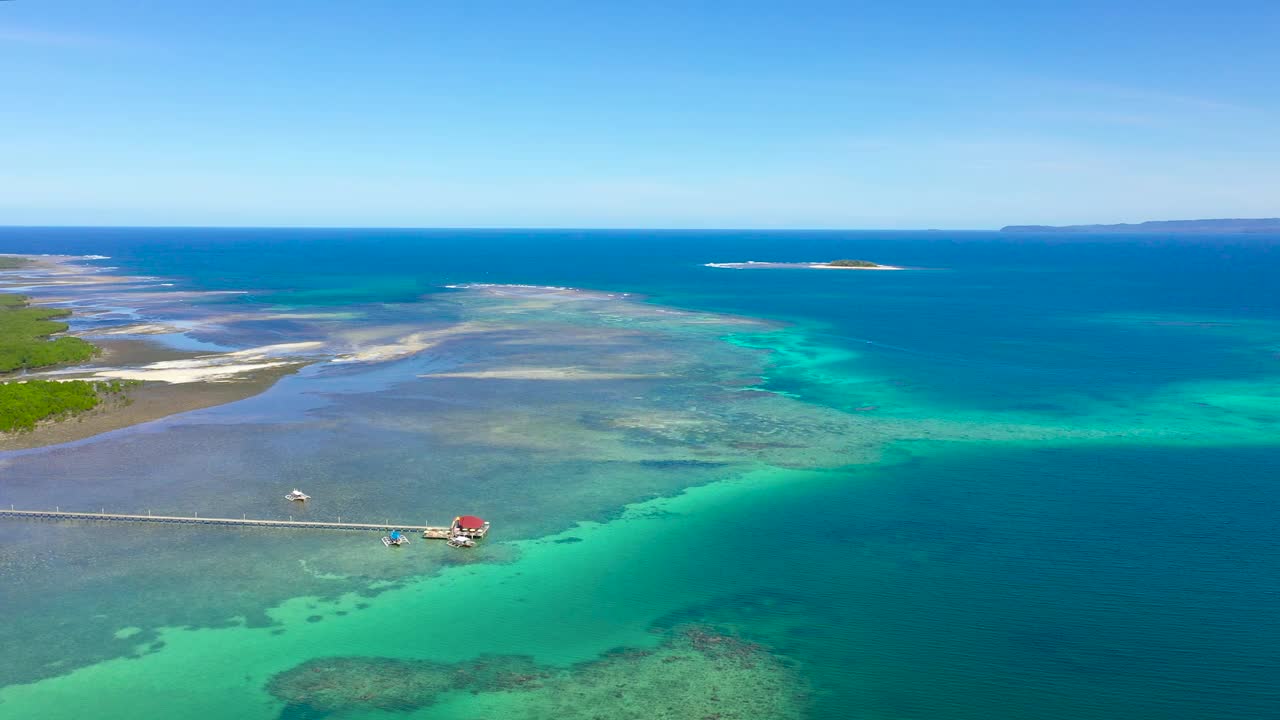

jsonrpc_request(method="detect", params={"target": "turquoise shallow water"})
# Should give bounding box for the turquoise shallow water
[0,228,1277,718]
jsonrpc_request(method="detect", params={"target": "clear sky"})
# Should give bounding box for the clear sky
[2,0,1277,229]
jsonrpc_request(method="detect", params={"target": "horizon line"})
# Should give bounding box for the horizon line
[0,224,997,233]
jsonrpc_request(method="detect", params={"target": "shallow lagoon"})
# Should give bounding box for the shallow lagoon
[0,229,1277,719]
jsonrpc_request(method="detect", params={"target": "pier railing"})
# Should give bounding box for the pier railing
[0,506,449,533]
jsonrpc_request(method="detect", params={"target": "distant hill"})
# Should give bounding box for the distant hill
[1001,218,1280,234]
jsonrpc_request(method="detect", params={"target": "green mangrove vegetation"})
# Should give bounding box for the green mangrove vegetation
[0,256,32,269]
[0,291,125,433]
[0,379,136,433]
[0,293,98,373]
[826,259,881,267]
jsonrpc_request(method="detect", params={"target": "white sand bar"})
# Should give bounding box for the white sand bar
[421,367,659,380]
[705,261,903,270]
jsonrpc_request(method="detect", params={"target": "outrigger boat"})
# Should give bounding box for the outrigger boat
[284,489,310,502]
[382,529,410,547]
[446,534,476,549]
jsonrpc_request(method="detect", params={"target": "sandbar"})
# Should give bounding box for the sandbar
[0,359,301,451]
[0,256,317,449]
[421,366,659,381]
[705,261,903,270]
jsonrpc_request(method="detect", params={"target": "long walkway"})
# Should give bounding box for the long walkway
[0,507,447,533]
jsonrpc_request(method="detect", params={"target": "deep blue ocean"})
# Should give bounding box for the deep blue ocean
[1,227,1277,719]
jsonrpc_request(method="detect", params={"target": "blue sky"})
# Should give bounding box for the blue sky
[2,0,1277,228]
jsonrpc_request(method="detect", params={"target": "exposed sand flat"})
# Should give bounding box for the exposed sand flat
[1,258,160,287]
[0,256,325,447]
[259,312,363,321]
[1,257,245,308]
[93,361,297,384]
[1,254,112,272]
[0,364,299,451]
[330,321,506,363]
[0,278,146,290]
[332,331,442,363]
[421,367,660,380]
[188,310,365,325]
[89,342,324,383]
[224,341,325,356]
[449,283,620,300]
[85,323,183,336]
[456,284,769,331]
[87,289,248,299]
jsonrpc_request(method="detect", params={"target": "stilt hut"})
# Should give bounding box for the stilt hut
[451,515,490,539]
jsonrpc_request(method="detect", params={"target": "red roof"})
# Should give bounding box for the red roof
[456,515,486,529]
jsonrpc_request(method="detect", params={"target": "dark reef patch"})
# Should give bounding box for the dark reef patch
[267,654,548,715]
[266,625,808,718]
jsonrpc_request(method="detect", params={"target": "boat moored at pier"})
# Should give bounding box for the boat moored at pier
[0,506,489,550]
[382,529,410,547]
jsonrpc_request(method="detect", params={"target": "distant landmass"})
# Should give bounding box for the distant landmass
[1001,218,1280,234]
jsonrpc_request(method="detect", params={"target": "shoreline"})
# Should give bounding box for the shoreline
[0,256,311,450]
[0,364,301,451]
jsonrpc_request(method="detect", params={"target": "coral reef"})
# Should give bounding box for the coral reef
[268,625,808,719]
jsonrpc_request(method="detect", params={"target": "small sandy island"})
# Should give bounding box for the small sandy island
[705,259,903,271]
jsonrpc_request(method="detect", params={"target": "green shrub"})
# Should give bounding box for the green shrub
[826,259,880,267]
[0,294,99,372]
[0,379,103,432]
[0,378,145,432]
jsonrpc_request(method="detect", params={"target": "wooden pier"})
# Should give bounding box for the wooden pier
[0,507,452,534]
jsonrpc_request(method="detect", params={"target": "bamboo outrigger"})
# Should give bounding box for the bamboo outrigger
[382,529,410,547]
